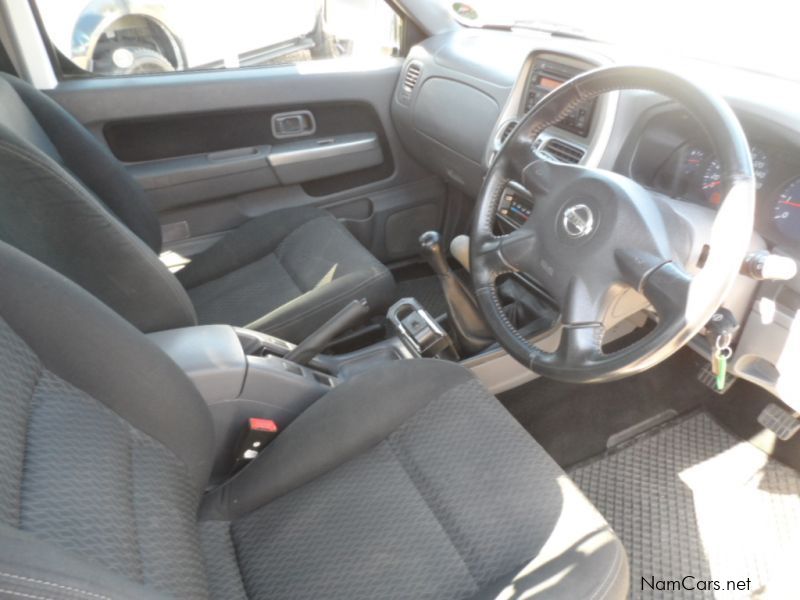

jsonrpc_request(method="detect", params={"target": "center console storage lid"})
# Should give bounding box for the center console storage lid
[147,325,246,403]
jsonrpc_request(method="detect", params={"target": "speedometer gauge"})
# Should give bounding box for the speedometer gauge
[752,146,770,184]
[683,147,706,176]
[701,159,723,205]
[702,146,769,206]
[773,177,800,240]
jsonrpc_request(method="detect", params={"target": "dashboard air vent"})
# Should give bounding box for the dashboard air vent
[543,138,585,164]
[403,62,422,94]
[498,120,518,145]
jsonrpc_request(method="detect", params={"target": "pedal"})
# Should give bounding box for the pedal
[757,404,800,441]
[698,362,736,394]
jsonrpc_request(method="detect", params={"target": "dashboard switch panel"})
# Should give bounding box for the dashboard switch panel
[497,187,533,230]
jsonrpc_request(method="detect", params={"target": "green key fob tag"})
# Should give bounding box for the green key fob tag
[712,344,732,391]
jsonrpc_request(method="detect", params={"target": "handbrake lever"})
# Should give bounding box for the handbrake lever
[284,299,370,365]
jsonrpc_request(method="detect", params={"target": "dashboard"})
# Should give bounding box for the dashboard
[390,28,800,411]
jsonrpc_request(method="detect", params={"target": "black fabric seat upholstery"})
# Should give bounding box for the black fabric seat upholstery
[177,205,393,340]
[0,74,395,341]
[0,241,629,600]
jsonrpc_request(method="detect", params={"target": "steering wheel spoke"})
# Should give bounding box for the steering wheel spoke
[498,227,538,272]
[641,261,693,322]
[615,246,695,322]
[557,323,604,366]
[560,276,613,326]
[472,227,538,287]
[615,248,671,289]
[521,154,586,197]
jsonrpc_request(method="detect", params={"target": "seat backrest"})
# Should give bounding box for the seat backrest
[0,241,214,599]
[0,75,197,332]
[0,74,162,252]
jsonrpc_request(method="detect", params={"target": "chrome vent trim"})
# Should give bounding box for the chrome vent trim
[542,138,585,164]
[498,120,518,145]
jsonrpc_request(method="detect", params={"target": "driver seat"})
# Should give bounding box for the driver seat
[0,241,628,600]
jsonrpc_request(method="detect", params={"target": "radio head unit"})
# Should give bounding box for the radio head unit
[524,60,595,137]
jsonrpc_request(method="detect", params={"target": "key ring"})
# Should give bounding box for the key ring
[715,333,732,352]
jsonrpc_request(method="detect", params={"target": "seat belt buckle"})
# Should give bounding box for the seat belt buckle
[233,418,279,471]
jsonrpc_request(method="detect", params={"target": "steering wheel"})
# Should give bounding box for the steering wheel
[470,66,755,383]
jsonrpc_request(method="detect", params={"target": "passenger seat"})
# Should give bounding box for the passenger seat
[0,74,395,341]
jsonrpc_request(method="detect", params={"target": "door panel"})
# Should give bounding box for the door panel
[46,60,443,263]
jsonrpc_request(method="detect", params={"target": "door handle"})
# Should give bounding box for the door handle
[271,110,316,139]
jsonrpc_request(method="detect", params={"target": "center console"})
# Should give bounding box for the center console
[485,49,618,175]
[148,325,338,483]
[147,301,451,483]
[524,59,595,137]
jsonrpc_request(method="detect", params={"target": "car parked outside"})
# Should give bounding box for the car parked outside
[34,0,398,75]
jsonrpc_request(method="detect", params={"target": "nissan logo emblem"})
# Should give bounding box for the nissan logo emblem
[562,204,595,238]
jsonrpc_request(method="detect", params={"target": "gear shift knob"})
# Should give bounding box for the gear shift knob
[418,231,450,275]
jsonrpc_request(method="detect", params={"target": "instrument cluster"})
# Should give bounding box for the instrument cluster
[651,140,800,249]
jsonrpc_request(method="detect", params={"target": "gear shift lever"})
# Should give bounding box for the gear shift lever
[419,231,451,274]
[418,231,493,354]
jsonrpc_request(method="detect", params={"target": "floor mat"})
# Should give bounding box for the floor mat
[570,412,800,599]
[394,276,448,317]
[499,349,711,468]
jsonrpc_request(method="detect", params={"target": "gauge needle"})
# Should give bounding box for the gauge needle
[780,200,800,208]
[703,180,722,190]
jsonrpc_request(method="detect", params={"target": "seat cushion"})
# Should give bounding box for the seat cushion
[200,360,629,600]
[179,206,395,341]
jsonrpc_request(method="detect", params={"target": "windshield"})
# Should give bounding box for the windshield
[445,1,798,81]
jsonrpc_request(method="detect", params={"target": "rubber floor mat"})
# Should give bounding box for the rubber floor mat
[570,412,800,599]
[394,276,448,317]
